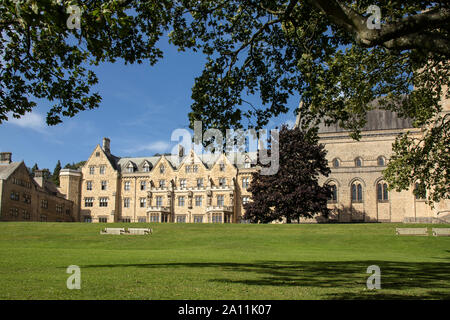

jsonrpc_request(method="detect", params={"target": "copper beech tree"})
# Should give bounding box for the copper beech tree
[244,126,331,223]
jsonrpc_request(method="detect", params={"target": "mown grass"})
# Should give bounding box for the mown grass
[0,222,449,299]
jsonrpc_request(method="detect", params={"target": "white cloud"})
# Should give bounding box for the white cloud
[123,140,172,154]
[7,112,47,133]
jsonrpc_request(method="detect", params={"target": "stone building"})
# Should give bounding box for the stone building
[0,152,75,222]
[314,98,450,223]
[59,139,256,223]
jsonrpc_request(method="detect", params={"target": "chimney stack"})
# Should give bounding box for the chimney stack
[103,137,111,154]
[0,152,12,164]
[178,144,185,158]
[34,169,50,187]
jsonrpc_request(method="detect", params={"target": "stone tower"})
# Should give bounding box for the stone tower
[59,169,82,222]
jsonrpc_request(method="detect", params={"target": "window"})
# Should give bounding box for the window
[140,198,146,208]
[96,152,100,157]
[219,178,226,187]
[124,181,130,191]
[185,165,191,173]
[161,213,169,223]
[351,182,363,203]
[159,180,166,188]
[355,157,362,167]
[242,177,249,189]
[377,182,389,202]
[377,156,385,166]
[10,208,19,217]
[10,192,19,201]
[99,217,108,223]
[414,183,426,200]
[244,161,251,168]
[40,215,47,222]
[328,184,337,202]
[332,158,340,168]
[193,165,198,173]
[124,198,130,208]
[86,181,93,191]
[176,215,186,223]
[101,181,107,191]
[160,165,165,174]
[150,213,159,222]
[242,196,249,205]
[197,178,203,188]
[66,209,71,216]
[127,166,134,173]
[219,163,225,171]
[178,196,185,207]
[56,204,63,214]
[122,217,131,223]
[99,197,108,207]
[89,166,95,175]
[138,217,147,223]
[180,179,187,188]
[99,165,106,174]
[23,193,31,204]
[195,196,202,206]
[212,213,222,223]
[194,215,203,223]
[41,199,48,209]
[143,163,151,172]
[84,197,94,207]
[217,195,224,206]
[156,196,163,207]
[140,181,146,191]
[83,216,92,223]
[22,210,30,220]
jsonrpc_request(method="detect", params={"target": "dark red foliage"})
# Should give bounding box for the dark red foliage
[244,125,331,223]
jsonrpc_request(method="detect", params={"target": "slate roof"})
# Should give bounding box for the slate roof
[317,108,414,134]
[114,152,258,173]
[0,162,23,180]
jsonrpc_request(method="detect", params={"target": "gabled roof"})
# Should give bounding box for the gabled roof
[0,162,23,180]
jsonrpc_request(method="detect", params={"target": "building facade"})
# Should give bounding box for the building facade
[314,98,450,223]
[0,153,75,222]
[59,139,256,223]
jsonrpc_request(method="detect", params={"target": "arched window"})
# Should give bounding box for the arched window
[328,184,338,203]
[332,158,340,168]
[414,182,426,200]
[351,181,363,202]
[377,181,389,201]
[377,156,385,166]
[354,157,362,167]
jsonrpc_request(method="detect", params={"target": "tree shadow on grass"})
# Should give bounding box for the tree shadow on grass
[80,260,450,299]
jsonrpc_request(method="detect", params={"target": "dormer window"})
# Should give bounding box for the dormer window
[126,162,135,173]
[244,162,251,168]
[143,162,151,172]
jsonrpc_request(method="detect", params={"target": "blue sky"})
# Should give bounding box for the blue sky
[0,39,298,171]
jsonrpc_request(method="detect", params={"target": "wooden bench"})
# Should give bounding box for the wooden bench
[127,228,152,235]
[396,228,428,236]
[100,228,125,235]
[432,228,450,237]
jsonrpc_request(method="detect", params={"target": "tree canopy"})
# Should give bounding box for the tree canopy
[244,125,331,223]
[1,1,449,202]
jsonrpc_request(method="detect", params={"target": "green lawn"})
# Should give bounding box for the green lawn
[0,222,449,299]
